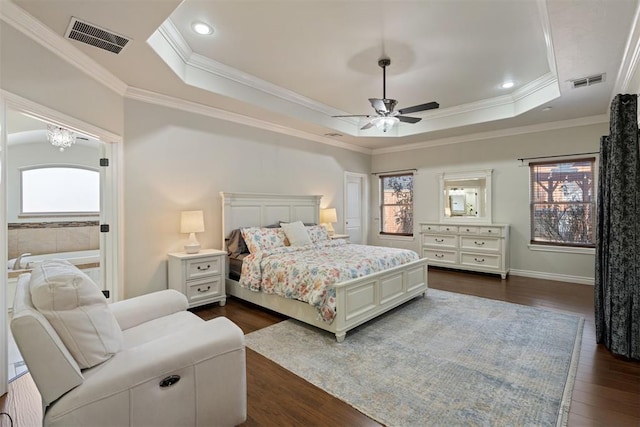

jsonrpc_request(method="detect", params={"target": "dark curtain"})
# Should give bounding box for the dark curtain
[595,93,640,360]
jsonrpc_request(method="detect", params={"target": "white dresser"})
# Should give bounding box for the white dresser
[168,249,227,308]
[419,222,510,279]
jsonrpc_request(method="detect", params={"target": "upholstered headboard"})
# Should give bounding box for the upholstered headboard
[219,192,322,247]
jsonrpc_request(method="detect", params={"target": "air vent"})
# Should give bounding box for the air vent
[571,73,605,89]
[65,17,130,54]
[324,133,343,137]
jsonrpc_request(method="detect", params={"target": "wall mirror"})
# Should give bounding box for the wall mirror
[438,169,492,223]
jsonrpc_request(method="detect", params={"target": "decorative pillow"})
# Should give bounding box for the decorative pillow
[281,221,313,246]
[29,260,123,369]
[307,224,330,243]
[241,227,287,253]
[226,228,249,257]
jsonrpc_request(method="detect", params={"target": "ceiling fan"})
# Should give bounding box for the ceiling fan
[333,58,439,132]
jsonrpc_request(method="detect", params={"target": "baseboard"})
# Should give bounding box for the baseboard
[510,269,594,286]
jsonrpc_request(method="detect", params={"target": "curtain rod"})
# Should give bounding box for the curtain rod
[517,152,599,163]
[371,168,417,175]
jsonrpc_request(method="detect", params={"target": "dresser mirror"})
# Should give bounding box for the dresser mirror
[438,170,492,223]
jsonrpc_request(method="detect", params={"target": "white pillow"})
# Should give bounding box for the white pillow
[281,221,313,246]
[29,260,123,369]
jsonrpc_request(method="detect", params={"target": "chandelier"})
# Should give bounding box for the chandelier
[47,125,77,151]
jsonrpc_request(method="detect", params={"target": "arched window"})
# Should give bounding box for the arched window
[20,166,100,216]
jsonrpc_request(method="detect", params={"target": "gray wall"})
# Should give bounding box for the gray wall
[370,123,607,282]
[123,99,370,297]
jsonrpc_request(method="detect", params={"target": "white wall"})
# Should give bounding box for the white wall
[0,24,123,136]
[123,99,370,298]
[371,123,607,283]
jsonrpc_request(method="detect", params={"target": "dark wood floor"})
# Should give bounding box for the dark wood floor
[2,268,639,426]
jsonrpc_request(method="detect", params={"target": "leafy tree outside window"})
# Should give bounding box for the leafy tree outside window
[530,159,595,247]
[380,173,413,236]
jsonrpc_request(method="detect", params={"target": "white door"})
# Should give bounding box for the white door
[344,172,367,244]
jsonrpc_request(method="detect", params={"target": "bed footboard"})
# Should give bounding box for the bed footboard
[226,257,428,342]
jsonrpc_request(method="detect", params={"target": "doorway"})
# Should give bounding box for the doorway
[344,172,368,244]
[1,93,122,392]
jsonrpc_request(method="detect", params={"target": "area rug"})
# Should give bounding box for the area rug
[245,289,584,427]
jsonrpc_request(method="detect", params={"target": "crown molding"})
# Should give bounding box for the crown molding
[0,1,128,96]
[124,86,372,155]
[372,114,608,155]
[1,89,123,143]
[612,1,640,94]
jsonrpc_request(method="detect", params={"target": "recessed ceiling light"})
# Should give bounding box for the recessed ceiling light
[501,81,515,89]
[192,22,213,35]
[542,106,552,111]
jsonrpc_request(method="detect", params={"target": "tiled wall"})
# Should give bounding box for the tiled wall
[7,221,100,259]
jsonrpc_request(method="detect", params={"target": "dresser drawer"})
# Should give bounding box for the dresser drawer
[459,226,479,234]
[421,224,439,233]
[186,276,222,303]
[460,236,501,252]
[479,227,502,236]
[422,234,457,248]
[423,249,457,264]
[438,225,458,233]
[186,256,221,279]
[459,252,501,269]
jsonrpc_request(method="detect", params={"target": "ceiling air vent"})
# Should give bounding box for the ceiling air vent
[571,73,605,89]
[65,17,130,54]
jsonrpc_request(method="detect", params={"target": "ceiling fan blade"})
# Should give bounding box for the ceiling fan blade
[397,101,439,115]
[332,114,373,118]
[369,98,388,113]
[397,116,422,124]
[360,121,375,130]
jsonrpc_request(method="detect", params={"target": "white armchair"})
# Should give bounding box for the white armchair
[11,261,246,427]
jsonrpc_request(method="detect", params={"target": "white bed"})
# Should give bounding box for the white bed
[220,192,429,342]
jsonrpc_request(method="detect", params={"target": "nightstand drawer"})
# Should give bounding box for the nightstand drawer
[186,276,222,303]
[186,256,221,279]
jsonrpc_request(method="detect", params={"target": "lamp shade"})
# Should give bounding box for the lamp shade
[180,210,205,233]
[320,208,337,224]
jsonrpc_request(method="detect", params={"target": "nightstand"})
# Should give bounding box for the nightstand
[168,249,227,308]
[330,234,350,242]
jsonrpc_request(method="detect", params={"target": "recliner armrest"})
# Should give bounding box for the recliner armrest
[109,289,188,330]
[45,316,246,426]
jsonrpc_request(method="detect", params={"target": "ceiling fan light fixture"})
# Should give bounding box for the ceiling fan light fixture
[372,116,399,132]
[501,81,515,89]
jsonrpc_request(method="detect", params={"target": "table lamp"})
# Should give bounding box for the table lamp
[180,210,205,254]
[320,208,338,236]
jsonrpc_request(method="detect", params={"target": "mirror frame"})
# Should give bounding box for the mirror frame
[438,169,492,224]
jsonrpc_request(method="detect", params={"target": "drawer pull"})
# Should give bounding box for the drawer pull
[474,241,485,246]
[487,230,492,233]
[197,285,211,293]
[435,253,445,258]
[159,375,180,388]
[445,227,450,231]
[466,228,471,232]
[474,257,485,263]
[197,265,211,271]
[435,238,444,243]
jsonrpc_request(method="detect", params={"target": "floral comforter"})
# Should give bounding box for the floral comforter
[239,240,419,323]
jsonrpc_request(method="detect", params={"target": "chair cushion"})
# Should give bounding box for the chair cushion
[29,260,123,369]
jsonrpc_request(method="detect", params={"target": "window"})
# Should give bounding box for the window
[21,166,100,215]
[380,173,414,236]
[530,159,595,247]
